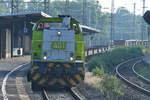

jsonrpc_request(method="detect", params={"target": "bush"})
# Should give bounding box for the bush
[87,46,147,73]
[92,67,104,78]
[100,75,124,100]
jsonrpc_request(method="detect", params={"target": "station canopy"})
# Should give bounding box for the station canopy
[80,25,100,35]
[0,12,51,27]
[0,12,100,35]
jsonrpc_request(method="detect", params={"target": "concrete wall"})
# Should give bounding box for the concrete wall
[5,29,11,58]
[0,30,6,59]
[23,35,31,55]
[0,29,11,59]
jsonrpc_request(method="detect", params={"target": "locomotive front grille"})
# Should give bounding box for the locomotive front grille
[31,61,85,88]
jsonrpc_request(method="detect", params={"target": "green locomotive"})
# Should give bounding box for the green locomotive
[27,15,85,90]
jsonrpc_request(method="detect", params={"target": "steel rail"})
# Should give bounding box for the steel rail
[41,89,50,100]
[116,57,150,96]
[132,60,150,84]
[69,87,86,100]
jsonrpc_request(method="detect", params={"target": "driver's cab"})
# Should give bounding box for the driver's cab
[37,16,71,30]
[36,16,80,35]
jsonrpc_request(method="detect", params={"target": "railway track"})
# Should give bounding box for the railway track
[116,57,150,96]
[41,87,86,100]
[41,89,50,100]
[132,60,150,84]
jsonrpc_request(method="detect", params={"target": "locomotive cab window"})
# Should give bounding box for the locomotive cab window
[73,24,79,34]
[37,23,44,30]
[40,22,70,29]
[45,23,63,29]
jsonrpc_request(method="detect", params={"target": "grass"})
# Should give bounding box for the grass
[86,46,150,99]
[134,61,150,80]
[87,46,146,73]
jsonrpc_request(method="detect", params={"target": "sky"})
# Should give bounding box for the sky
[24,0,150,15]
[99,0,150,15]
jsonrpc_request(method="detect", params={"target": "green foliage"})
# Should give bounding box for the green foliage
[142,47,150,54]
[92,67,104,78]
[88,46,150,99]
[87,46,146,73]
[135,61,150,79]
[0,0,8,15]
[100,75,124,100]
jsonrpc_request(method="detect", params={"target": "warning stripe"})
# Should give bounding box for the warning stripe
[33,73,41,81]
[74,74,82,83]
[48,63,54,68]
[64,64,71,68]
[59,79,66,86]
[48,78,57,85]
[69,78,77,86]
[39,77,47,85]
[31,66,39,74]
[78,67,85,75]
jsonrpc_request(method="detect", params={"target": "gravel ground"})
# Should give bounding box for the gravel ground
[0,56,43,100]
[46,91,75,100]
[77,72,106,100]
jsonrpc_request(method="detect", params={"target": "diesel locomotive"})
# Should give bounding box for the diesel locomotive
[27,15,85,90]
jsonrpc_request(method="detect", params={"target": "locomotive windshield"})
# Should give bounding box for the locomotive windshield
[37,22,64,30]
[45,23,64,29]
[37,17,71,30]
[37,22,71,30]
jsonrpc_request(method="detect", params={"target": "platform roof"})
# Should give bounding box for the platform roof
[0,12,51,26]
[80,25,100,35]
[0,12,100,35]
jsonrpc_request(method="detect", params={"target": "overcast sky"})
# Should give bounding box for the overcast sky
[99,0,150,15]
[25,0,150,15]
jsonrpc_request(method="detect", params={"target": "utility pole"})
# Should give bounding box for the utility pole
[83,0,87,25]
[65,0,69,15]
[11,0,19,14]
[44,0,50,14]
[133,3,136,39]
[141,0,146,40]
[110,0,114,45]
[88,6,91,26]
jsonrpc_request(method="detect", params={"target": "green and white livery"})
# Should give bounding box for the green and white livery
[27,15,85,90]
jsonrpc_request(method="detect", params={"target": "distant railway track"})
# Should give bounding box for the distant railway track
[116,57,150,96]
[132,60,150,84]
[41,87,85,100]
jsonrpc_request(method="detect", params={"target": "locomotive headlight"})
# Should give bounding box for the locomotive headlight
[57,31,61,36]
[70,52,74,61]
[43,56,47,60]
[70,57,73,61]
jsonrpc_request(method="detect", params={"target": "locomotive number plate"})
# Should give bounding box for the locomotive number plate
[51,41,66,50]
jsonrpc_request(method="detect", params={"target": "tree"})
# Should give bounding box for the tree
[0,0,9,14]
